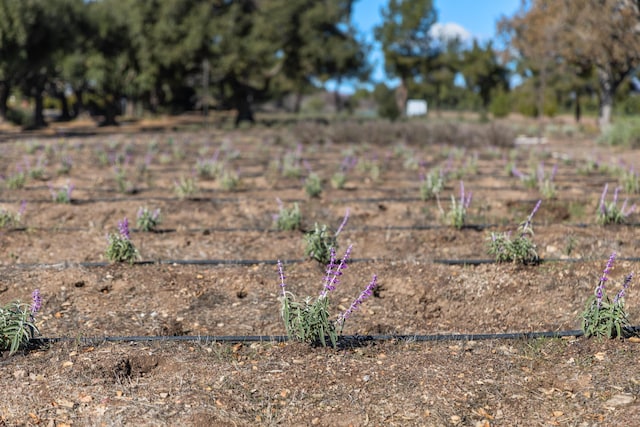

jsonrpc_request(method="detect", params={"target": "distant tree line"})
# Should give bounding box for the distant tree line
[0,0,638,128]
[0,0,369,127]
[374,0,640,126]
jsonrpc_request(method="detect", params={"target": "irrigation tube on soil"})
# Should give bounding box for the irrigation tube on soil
[8,256,640,270]
[28,329,586,346]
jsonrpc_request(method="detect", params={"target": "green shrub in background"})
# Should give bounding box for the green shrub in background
[489,88,511,118]
[616,95,640,116]
[373,83,400,121]
[598,118,640,148]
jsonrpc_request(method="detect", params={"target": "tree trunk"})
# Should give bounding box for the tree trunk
[234,83,255,126]
[57,91,71,122]
[293,91,303,114]
[395,79,408,116]
[0,81,10,120]
[72,87,85,117]
[598,70,614,129]
[334,77,343,113]
[100,98,119,126]
[574,92,581,123]
[33,87,47,129]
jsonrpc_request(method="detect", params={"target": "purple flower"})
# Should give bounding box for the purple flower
[277,260,287,296]
[338,274,378,325]
[595,252,616,307]
[18,200,26,217]
[335,208,350,236]
[455,181,472,209]
[614,273,634,304]
[66,182,74,199]
[599,184,609,215]
[30,289,42,315]
[601,252,616,283]
[529,199,542,221]
[520,200,541,235]
[511,165,524,179]
[118,217,131,240]
[537,162,545,182]
[321,245,352,298]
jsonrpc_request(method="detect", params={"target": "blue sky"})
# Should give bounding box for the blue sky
[347,0,522,88]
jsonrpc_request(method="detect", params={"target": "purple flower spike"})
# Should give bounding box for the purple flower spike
[599,184,609,214]
[595,252,616,307]
[601,252,616,283]
[31,289,42,315]
[118,217,131,240]
[277,260,287,297]
[321,245,352,298]
[339,274,378,324]
[530,200,542,221]
[614,273,634,304]
[335,208,350,236]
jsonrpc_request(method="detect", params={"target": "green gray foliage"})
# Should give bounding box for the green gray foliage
[0,300,39,355]
[487,201,541,264]
[274,201,301,231]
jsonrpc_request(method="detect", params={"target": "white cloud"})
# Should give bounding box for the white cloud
[429,22,472,42]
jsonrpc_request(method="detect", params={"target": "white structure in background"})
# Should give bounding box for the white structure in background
[406,99,428,117]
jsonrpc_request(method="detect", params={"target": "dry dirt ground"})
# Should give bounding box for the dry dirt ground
[1,118,640,426]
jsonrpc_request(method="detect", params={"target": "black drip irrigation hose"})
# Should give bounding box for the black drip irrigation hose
[6,221,640,235]
[29,326,640,348]
[7,256,640,270]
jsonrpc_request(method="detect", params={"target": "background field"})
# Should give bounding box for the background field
[1,118,639,426]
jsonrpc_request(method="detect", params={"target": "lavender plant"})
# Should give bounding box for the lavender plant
[577,157,599,175]
[56,155,73,175]
[597,184,636,225]
[274,199,301,231]
[356,156,380,182]
[280,146,303,179]
[106,218,139,263]
[330,171,347,190]
[0,201,26,228]
[419,169,444,201]
[304,172,323,198]
[278,245,378,347]
[174,175,198,199]
[582,252,634,338]
[136,207,161,232]
[114,166,136,194]
[196,151,223,180]
[0,289,41,355]
[4,168,26,190]
[511,164,536,189]
[441,181,472,229]
[220,168,241,191]
[487,200,541,264]
[27,155,47,180]
[49,181,74,204]
[330,156,357,190]
[619,167,640,194]
[304,209,349,265]
[537,163,558,199]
